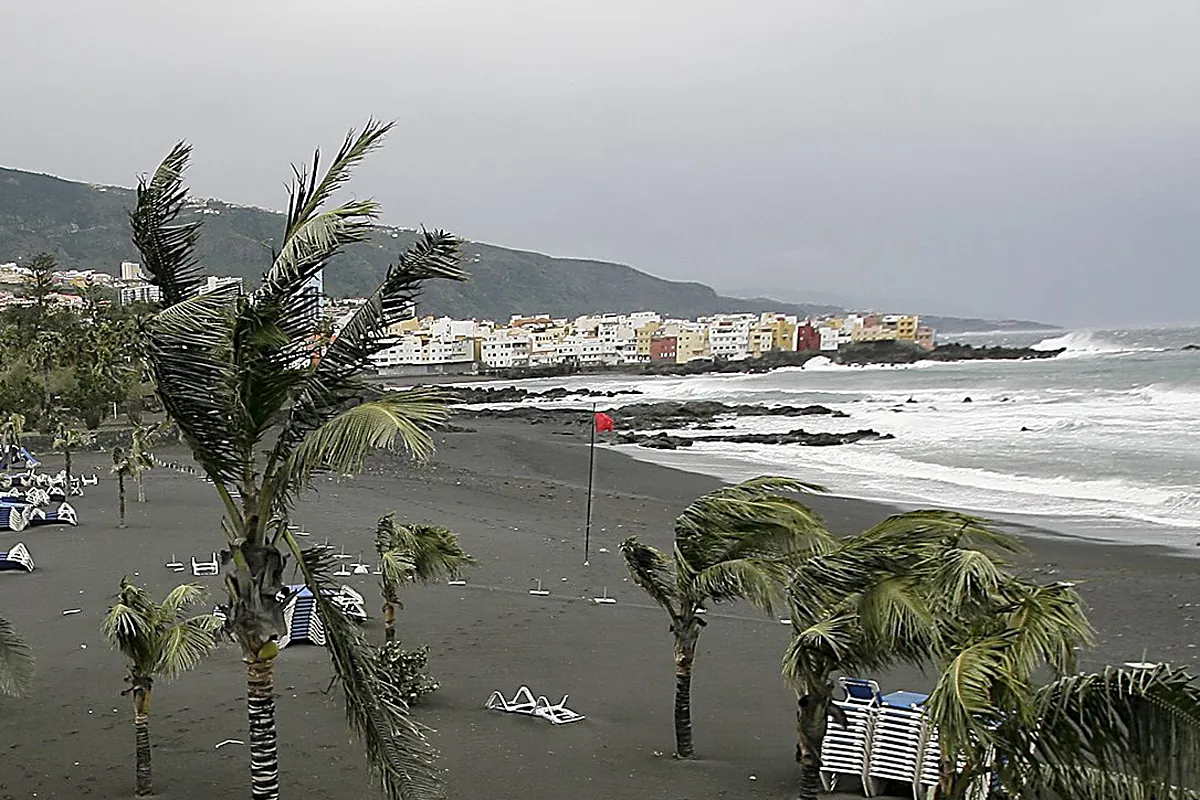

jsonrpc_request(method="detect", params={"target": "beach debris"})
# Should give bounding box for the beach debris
[592,588,616,605]
[448,579,466,586]
[61,608,81,616]
[780,618,792,625]
[598,547,609,553]
[80,643,87,649]
[215,739,244,749]
[529,579,550,596]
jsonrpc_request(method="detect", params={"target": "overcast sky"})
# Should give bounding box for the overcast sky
[3,1,1198,326]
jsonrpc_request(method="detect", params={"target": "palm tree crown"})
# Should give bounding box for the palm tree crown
[0,614,34,697]
[375,514,474,643]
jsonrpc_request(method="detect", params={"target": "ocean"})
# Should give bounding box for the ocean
[465,325,1200,551]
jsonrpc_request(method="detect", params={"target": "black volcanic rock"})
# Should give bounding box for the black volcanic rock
[616,427,891,449]
[450,386,643,404]
[458,399,849,429]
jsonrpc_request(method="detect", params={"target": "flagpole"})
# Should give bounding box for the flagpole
[584,402,596,566]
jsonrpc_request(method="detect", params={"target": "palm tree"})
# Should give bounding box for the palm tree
[101,578,222,797]
[375,514,474,643]
[53,421,95,483]
[130,120,466,800]
[620,476,830,759]
[0,412,24,465]
[780,511,1019,800]
[0,614,34,697]
[130,421,165,503]
[111,446,134,528]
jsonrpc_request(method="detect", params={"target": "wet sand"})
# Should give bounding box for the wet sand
[0,418,1196,798]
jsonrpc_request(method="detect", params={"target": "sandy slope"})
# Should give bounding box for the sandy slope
[0,419,1195,799]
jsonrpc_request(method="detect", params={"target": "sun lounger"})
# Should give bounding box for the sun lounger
[329,585,367,622]
[533,694,585,725]
[191,552,219,577]
[0,542,35,572]
[28,502,77,526]
[0,505,30,532]
[485,686,538,715]
[278,585,326,648]
[820,677,881,795]
[868,692,928,795]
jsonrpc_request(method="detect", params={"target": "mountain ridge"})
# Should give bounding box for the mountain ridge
[0,165,1056,332]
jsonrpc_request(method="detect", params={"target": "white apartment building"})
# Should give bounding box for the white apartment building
[818,327,842,351]
[120,261,145,281]
[430,316,482,340]
[480,331,532,368]
[119,283,162,305]
[706,314,755,360]
[371,334,475,369]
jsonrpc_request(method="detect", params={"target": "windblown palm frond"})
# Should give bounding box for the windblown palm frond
[1008,664,1200,798]
[375,516,474,584]
[691,556,789,614]
[278,391,449,496]
[101,578,220,680]
[156,616,223,679]
[1001,580,1093,677]
[0,615,34,697]
[619,537,678,615]
[291,538,443,800]
[926,632,1030,759]
[129,141,203,305]
[674,477,827,547]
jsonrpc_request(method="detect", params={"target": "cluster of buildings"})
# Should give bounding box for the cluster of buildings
[360,309,936,375]
[0,259,936,376]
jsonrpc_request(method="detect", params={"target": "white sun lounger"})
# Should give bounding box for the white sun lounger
[191,552,219,576]
[0,542,34,572]
[534,694,585,725]
[485,685,538,715]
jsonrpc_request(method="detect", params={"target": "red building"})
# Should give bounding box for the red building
[649,335,678,361]
[796,322,821,352]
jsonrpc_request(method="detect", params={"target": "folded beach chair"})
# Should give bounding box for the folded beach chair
[0,542,35,572]
[533,694,585,725]
[485,685,538,715]
[29,502,77,527]
[191,552,219,577]
[0,505,30,532]
[329,585,367,622]
[820,677,882,795]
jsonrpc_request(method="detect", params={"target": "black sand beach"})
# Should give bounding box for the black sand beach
[1,418,1197,798]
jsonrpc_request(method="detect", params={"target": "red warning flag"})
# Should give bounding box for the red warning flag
[594,412,615,433]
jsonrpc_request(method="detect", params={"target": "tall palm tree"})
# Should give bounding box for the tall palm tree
[53,421,95,483]
[111,446,134,528]
[130,120,466,800]
[101,578,222,797]
[780,511,1019,800]
[375,514,474,643]
[620,476,830,759]
[0,614,34,697]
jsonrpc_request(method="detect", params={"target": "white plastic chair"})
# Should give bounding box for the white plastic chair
[534,694,585,725]
[485,686,537,715]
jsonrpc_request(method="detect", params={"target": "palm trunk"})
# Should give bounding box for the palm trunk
[247,656,279,800]
[382,600,396,643]
[118,473,126,528]
[64,449,72,483]
[672,624,699,759]
[796,690,832,800]
[137,472,146,503]
[133,684,153,797]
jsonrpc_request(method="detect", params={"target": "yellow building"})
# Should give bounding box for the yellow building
[851,325,899,343]
[675,327,709,363]
[385,316,424,336]
[635,320,662,358]
[895,315,919,341]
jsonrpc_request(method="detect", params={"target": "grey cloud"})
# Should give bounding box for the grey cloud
[3,0,1199,325]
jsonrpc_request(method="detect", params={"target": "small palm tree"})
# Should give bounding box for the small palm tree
[102,578,222,797]
[53,421,95,483]
[0,614,34,697]
[131,121,466,800]
[781,511,1018,800]
[375,514,474,643]
[621,476,830,759]
[111,446,134,528]
[130,421,165,503]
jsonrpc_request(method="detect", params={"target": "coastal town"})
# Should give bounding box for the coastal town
[0,260,935,376]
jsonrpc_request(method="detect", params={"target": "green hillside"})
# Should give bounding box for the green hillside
[0,165,1049,330]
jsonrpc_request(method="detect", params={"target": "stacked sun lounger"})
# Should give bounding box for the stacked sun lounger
[0,504,31,532]
[278,586,326,648]
[820,678,990,799]
[0,542,34,572]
